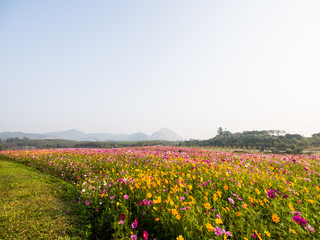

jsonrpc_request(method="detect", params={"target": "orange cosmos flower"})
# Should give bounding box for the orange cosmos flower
[272,214,280,223]
[204,202,211,210]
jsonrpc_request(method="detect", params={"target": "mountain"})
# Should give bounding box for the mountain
[0,128,183,142]
[151,128,183,141]
[127,132,150,141]
[46,129,88,140]
[0,131,51,140]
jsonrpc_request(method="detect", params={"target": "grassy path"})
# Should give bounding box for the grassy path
[0,159,88,240]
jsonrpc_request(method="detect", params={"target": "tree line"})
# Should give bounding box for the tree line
[0,137,176,150]
[181,128,320,154]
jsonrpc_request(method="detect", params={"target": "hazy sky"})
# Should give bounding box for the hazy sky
[1,1,320,139]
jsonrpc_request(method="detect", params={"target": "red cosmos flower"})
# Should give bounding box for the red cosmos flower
[293,215,308,225]
[119,213,126,221]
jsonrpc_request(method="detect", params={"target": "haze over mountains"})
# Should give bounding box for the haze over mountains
[0,128,183,142]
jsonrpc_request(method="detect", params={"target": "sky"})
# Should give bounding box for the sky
[1,0,320,140]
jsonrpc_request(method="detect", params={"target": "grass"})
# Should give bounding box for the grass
[0,158,91,240]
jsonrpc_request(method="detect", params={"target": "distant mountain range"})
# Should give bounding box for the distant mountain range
[0,128,183,142]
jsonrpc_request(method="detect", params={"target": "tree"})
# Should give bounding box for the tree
[217,127,223,136]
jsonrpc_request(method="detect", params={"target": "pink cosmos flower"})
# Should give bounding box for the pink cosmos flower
[228,197,234,204]
[305,224,315,233]
[143,199,148,205]
[214,226,223,236]
[131,234,137,240]
[124,194,129,199]
[291,211,302,216]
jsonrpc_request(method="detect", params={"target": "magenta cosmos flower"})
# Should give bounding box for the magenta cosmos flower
[266,190,276,199]
[132,218,138,228]
[143,230,148,240]
[293,215,307,225]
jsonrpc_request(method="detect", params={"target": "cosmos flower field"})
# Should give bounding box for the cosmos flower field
[1,147,319,240]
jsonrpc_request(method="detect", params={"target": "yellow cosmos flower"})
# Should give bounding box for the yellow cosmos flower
[264,230,271,237]
[176,214,181,220]
[213,194,218,201]
[288,203,295,211]
[176,235,184,240]
[205,222,214,232]
[236,211,241,217]
[217,190,222,198]
[215,218,223,224]
[224,185,229,190]
[147,192,152,198]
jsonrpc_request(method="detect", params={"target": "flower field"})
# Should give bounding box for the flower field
[1,147,319,239]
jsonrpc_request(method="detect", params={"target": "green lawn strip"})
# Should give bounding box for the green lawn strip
[0,158,91,240]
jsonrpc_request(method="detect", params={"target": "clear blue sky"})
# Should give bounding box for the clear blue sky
[1,0,320,139]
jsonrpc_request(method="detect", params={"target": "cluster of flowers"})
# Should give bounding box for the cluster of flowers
[1,146,319,239]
